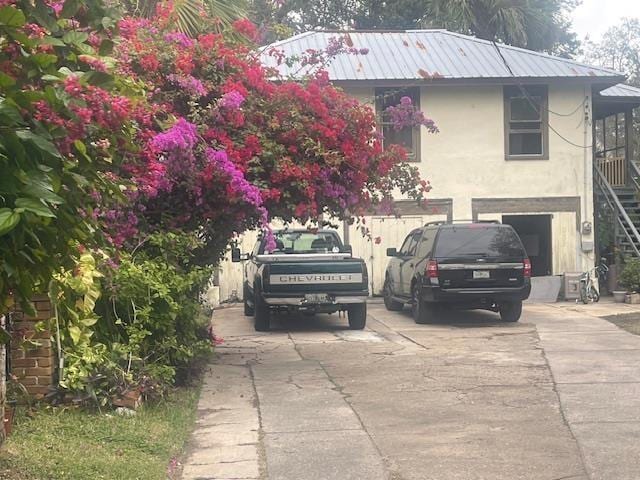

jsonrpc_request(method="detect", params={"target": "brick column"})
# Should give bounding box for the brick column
[10,296,55,398]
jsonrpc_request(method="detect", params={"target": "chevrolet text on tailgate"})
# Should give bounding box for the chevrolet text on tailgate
[232,229,369,331]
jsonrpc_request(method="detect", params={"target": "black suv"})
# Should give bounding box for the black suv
[383,221,531,323]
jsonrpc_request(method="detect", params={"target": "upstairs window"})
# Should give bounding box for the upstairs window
[504,86,549,160]
[376,87,420,162]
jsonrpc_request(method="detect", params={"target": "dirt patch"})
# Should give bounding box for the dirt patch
[603,313,640,336]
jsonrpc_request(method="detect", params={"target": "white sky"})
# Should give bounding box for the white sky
[571,0,640,41]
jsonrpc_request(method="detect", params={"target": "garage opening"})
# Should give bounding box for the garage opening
[502,215,552,276]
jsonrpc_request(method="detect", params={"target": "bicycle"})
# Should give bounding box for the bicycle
[578,260,609,304]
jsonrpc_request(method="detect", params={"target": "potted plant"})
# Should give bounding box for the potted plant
[619,258,640,303]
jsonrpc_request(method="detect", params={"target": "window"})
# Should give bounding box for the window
[416,228,436,259]
[595,112,627,160]
[399,230,422,256]
[376,87,420,161]
[504,86,548,159]
[434,226,525,258]
[259,231,341,254]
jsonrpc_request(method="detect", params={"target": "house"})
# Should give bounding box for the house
[214,29,640,301]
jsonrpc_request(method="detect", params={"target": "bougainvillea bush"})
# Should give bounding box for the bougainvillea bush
[0,0,435,403]
[114,14,430,263]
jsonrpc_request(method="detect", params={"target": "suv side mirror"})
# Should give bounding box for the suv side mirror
[386,247,398,257]
[343,245,353,255]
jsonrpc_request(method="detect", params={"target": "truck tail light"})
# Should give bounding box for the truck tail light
[523,258,532,278]
[426,260,438,278]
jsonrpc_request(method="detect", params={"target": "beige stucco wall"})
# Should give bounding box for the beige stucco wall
[215,82,596,301]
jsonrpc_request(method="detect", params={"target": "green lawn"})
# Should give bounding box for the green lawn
[0,387,200,480]
[604,313,640,336]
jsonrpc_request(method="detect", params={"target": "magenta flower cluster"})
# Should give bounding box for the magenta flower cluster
[167,74,207,97]
[206,148,262,207]
[385,96,439,132]
[219,90,245,109]
[205,148,277,251]
[151,118,198,152]
[164,32,194,48]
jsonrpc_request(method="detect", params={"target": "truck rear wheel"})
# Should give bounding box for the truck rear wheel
[243,284,254,316]
[254,289,270,332]
[499,300,522,322]
[348,303,367,330]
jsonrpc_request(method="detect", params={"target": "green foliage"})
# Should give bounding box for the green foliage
[254,0,579,54]
[117,0,246,36]
[48,251,129,403]
[0,0,123,313]
[620,257,640,293]
[582,18,640,87]
[44,234,213,405]
[98,233,214,387]
[0,387,200,480]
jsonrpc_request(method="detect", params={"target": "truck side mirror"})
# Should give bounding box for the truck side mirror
[343,245,353,255]
[386,247,398,257]
[231,248,241,262]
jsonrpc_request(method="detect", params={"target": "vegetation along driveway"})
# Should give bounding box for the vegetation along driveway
[181,302,640,480]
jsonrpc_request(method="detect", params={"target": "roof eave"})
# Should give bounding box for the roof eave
[330,75,626,88]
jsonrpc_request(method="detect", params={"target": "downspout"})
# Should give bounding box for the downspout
[583,87,592,271]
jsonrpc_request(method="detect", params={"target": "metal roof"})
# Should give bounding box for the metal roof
[599,83,640,98]
[261,30,623,82]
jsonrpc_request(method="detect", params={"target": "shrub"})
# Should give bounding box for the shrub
[619,258,640,292]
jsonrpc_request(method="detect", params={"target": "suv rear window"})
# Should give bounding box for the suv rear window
[434,225,525,258]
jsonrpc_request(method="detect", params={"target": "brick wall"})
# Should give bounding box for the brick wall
[9,295,56,398]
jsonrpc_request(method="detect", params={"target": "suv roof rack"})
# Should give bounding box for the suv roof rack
[424,219,501,227]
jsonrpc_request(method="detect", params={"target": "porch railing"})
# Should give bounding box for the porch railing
[597,156,627,188]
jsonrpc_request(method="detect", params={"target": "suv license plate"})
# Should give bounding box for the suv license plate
[473,270,490,279]
[304,293,332,304]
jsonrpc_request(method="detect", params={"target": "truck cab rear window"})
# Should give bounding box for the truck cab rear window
[261,231,342,254]
[434,226,525,258]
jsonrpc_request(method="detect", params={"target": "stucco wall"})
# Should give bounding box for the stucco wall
[215,82,595,300]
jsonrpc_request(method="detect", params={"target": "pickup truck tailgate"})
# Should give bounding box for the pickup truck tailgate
[266,261,366,294]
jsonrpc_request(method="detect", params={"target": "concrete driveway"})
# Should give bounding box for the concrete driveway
[182,301,640,480]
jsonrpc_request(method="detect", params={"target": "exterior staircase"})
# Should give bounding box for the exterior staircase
[595,161,640,258]
[613,188,640,257]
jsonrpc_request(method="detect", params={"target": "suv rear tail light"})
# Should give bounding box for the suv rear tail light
[523,258,532,278]
[426,260,438,278]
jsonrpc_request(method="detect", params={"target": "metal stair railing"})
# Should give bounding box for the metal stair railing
[629,160,640,193]
[594,166,640,257]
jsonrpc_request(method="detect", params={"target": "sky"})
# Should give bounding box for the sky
[571,0,640,41]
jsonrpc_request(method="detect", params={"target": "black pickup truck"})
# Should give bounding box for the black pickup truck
[232,229,369,331]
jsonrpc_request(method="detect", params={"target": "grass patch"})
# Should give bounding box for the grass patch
[603,313,640,336]
[0,386,200,480]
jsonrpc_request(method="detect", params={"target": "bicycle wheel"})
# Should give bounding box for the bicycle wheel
[580,283,589,304]
[592,287,600,303]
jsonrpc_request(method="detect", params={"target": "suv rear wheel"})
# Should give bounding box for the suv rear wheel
[412,284,435,324]
[383,278,403,311]
[500,300,522,322]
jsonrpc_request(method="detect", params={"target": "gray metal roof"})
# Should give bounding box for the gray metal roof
[261,30,623,82]
[599,83,640,97]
